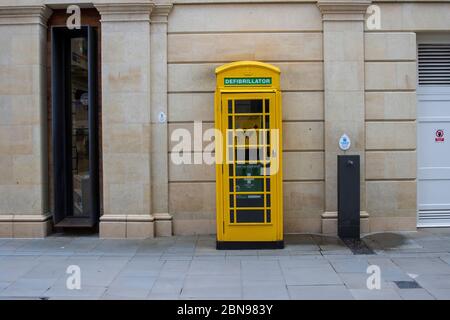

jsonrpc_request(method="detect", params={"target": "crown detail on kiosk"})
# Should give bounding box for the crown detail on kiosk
[215,61,284,250]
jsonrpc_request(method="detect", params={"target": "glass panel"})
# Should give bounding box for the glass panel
[235,178,264,192]
[227,147,234,162]
[235,147,264,162]
[229,165,234,176]
[235,99,263,113]
[235,163,263,176]
[227,130,234,146]
[230,210,235,223]
[265,99,269,113]
[229,179,234,192]
[228,116,233,129]
[266,210,271,223]
[264,163,271,176]
[236,194,264,207]
[229,195,234,208]
[71,37,90,217]
[235,115,263,130]
[266,178,270,191]
[228,100,232,113]
[266,194,271,207]
[236,210,265,223]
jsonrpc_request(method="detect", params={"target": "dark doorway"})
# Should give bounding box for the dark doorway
[51,26,99,228]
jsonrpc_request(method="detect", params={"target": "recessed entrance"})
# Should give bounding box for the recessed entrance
[50,25,100,228]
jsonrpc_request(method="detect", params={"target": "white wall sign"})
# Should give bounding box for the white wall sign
[158,111,167,124]
[339,134,351,151]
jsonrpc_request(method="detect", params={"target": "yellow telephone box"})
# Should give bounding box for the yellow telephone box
[215,61,283,249]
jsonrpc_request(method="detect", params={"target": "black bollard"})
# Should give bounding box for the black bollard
[338,155,360,239]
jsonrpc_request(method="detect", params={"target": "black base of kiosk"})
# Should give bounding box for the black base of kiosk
[338,155,360,240]
[216,241,284,250]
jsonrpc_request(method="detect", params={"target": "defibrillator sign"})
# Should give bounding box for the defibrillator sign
[224,77,272,86]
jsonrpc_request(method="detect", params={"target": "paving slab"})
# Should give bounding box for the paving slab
[243,280,289,300]
[397,288,435,300]
[350,288,402,300]
[393,257,450,275]
[180,275,241,299]
[283,266,343,286]
[287,285,353,300]
[425,288,450,299]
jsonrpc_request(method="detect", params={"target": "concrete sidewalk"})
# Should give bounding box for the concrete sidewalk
[1,229,450,300]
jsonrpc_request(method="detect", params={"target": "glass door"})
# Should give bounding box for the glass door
[51,26,99,227]
[221,93,278,242]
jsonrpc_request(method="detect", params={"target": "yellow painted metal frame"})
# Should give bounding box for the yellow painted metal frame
[215,61,283,244]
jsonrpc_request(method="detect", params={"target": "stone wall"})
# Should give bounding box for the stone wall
[1,0,450,237]
[166,2,325,234]
[0,6,52,237]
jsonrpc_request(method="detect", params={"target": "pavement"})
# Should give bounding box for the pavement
[1,228,450,300]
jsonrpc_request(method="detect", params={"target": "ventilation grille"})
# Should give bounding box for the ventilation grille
[418,210,450,227]
[418,43,450,86]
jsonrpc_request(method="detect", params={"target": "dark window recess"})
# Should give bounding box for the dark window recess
[267,210,271,223]
[230,210,234,223]
[265,99,269,113]
[228,100,232,113]
[236,194,264,208]
[51,26,99,228]
[236,210,265,223]
[229,180,234,192]
[235,99,263,113]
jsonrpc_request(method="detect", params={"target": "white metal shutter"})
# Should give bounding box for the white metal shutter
[417,39,450,227]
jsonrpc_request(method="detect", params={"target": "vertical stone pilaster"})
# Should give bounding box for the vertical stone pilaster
[95,2,154,238]
[150,4,173,236]
[317,1,371,234]
[0,5,53,238]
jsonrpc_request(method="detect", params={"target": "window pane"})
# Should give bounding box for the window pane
[236,194,264,207]
[235,178,264,192]
[71,37,90,217]
[236,210,265,223]
[235,100,263,113]
[235,163,263,176]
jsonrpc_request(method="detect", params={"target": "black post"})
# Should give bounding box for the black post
[338,155,360,239]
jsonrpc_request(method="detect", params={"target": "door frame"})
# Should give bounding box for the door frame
[220,92,279,242]
[416,33,450,227]
[51,25,100,227]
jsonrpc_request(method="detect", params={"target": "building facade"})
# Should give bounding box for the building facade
[0,0,449,239]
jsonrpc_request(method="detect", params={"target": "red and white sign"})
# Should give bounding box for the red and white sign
[435,129,445,142]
